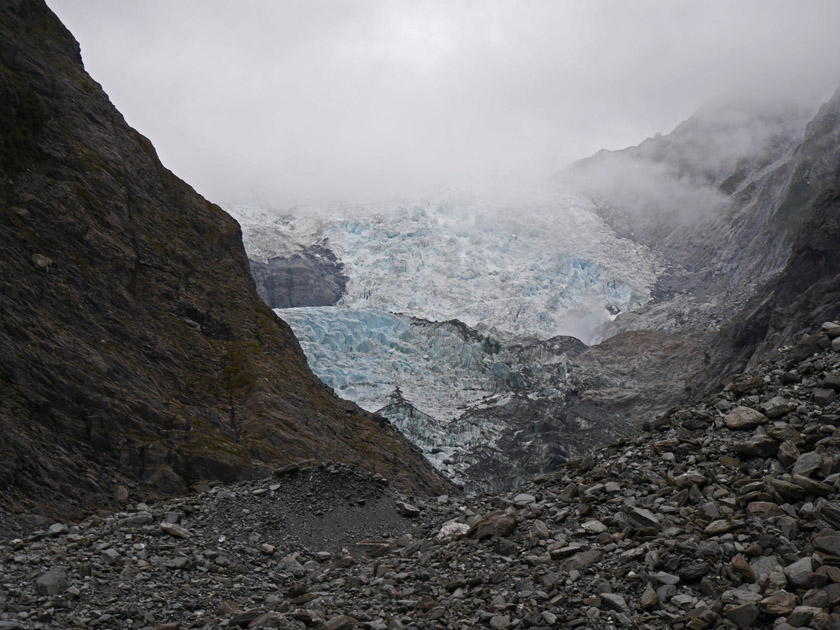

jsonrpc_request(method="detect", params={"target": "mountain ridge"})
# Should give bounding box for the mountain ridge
[0,0,452,523]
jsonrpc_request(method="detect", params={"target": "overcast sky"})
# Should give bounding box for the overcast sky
[46,0,840,206]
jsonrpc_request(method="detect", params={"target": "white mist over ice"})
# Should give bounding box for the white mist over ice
[230,187,662,344]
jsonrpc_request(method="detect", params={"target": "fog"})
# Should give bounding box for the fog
[560,98,817,231]
[46,0,840,207]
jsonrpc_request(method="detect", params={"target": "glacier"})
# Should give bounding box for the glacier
[274,305,622,490]
[228,189,655,489]
[275,307,526,421]
[231,189,662,344]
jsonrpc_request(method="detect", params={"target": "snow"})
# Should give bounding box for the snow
[230,188,662,344]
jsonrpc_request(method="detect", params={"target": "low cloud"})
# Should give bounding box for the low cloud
[559,99,814,231]
[46,0,840,206]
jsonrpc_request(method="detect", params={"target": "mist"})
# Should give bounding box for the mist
[46,0,840,207]
[559,97,816,232]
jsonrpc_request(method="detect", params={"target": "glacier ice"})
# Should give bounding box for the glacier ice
[230,188,662,345]
[230,189,657,488]
[275,307,541,422]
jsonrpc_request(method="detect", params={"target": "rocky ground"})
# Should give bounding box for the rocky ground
[4,322,840,630]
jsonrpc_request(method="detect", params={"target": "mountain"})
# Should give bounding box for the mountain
[562,95,837,342]
[562,88,840,388]
[702,93,840,389]
[0,0,451,523]
[230,89,840,493]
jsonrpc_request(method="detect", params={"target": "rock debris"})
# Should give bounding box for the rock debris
[4,323,840,629]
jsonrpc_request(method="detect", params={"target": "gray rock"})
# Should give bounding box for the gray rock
[582,519,607,534]
[824,373,840,391]
[777,440,801,468]
[746,501,784,518]
[750,556,784,586]
[250,247,348,309]
[821,502,840,529]
[704,519,732,536]
[160,522,191,538]
[35,567,68,596]
[640,582,659,609]
[735,434,779,458]
[530,519,550,540]
[280,554,306,578]
[761,396,795,419]
[731,554,755,582]
[324,615,356,630]
[724,602,759,629]
[678,561,708,582]
[600,593,628,612]
[766,477,808,502]
[48,522,68,536]
[627,507,659,532]
[791,474,833,496]
[783,556,814,588]
[787,605,823,627]
[467,511,517,540]
[395,500,421,517]
[814,388,837,405]
[725,406,767,430]
[655,571,680,585]
[513,493,536,506]
[656,584,677,602]
[793,451,824,477]
[560,549,604,571]
[814,532,840,556]
[822,322,840,338]
[671,593,697,609]
[758,590,796,615]
[125,512,154,527]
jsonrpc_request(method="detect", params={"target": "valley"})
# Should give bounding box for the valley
[227,89,840,492]
[4,2,840,628]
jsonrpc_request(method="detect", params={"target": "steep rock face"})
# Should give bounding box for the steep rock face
[249,244,348,309]
[571,329,713,426]
[562,88,840,416]
[700,119,840,389]
[563,99,829,338]
[0,0,451,519]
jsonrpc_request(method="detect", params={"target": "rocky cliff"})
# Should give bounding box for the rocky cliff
[701,123,840,390]
[0,0,451,522]
[561,87,840,414]
[249,244,348,309]
[563,96,837,340]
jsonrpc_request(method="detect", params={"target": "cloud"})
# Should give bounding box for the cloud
[46,0,840,206]
[559,97,815,233]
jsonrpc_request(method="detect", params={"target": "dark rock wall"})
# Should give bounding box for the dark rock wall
[250,245,348,309]
[0,0,451,519]
[564,88,840,410]
[567,98,839,338]
[701,147,840,391]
